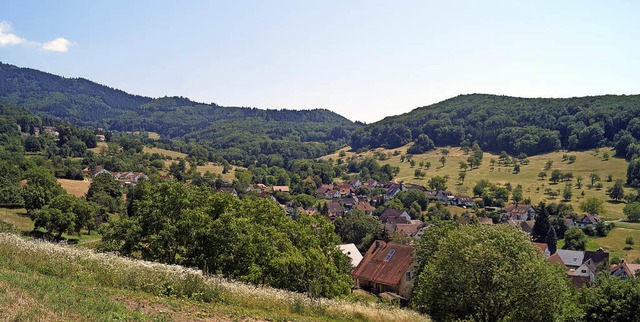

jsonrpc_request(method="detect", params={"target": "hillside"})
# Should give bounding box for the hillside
[0,62,358,162]
[0,232,428,321]
[352,94,640,156]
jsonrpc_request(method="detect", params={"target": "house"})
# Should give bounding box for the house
[533,242,551,257]
[477,217,494,225]
[327,202,344,219]
[95,134,106,142]
[327,189,341,199]
[338,243,363,268]
[339,184,353,197]
[503,204,536,221]
[315,184,333,197]
[380,209,411,225]
[576,214,601,229]
[552,249,584,269]
[384,182,406,200]
[346,178,362,189]
[132,173,148,183]
[610,260,640,278]
[519,220,535,234]
[435,191,455,204]
[341,197,359,210]
[217,187,238,197]
[454,195,474,207]
[272,186,290,193]
[352,241,416,299]
[364,179,379,189]
[93,168,111,177]
[395,222,425,238]
[356,201,376,215]
[568,258,598,288]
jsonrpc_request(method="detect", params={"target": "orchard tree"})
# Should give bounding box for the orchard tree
[563,226,588,251]
[412,225,574,322]
[623,202,640,222]
[439,156,446,167]
[608,179,625,201]
[22,166,65,213]
[580,197,606,215]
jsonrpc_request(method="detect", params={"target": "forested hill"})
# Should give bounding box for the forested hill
[352,94,640,156]
[0,62,357,162]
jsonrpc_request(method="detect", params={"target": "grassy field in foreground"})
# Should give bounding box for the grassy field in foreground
[0,233,429,322]
[324,146,630,219]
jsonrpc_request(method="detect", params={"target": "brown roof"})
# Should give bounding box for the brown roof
[505,204,534,214]
[519,220,535,234]
[548,253,565,266]
[380,209,410,225]
[327,202,344,215]
[533,242,548,253]
[610,262,640,277]
[272,186,290,192]
[356,201,375,212]
[352,241,414,287]
[477,217,493,225]
[395,223,423,237]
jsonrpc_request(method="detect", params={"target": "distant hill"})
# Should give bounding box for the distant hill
[0,62,358,162]
[352,94,640,156]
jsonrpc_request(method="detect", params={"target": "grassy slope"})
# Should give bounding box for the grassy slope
[0,232,429,322]
[325,146,629,219]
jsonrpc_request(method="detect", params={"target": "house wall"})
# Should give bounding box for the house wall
[398,263,417,299]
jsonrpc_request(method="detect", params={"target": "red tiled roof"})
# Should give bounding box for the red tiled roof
[395,223,423,237]
[533,242,548,252]
[356,201,375,212]
[547,253,565,266]
[352,241,414,287]
[505,204,533,214]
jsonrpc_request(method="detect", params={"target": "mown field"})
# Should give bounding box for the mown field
[0,232,429,322]
[324,146,630,219]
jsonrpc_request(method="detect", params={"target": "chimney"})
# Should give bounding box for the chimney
[374,240,380,253]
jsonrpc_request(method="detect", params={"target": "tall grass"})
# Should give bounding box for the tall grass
[0,233,429,321]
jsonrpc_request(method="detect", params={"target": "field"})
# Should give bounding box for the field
[57,179,91,198]
[325,146,630,219]
[143,146,187,159]
[0,232,430,321]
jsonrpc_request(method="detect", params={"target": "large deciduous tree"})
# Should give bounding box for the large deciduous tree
[412,225,574,322]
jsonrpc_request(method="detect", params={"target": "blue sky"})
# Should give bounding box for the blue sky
[1,1,639,122]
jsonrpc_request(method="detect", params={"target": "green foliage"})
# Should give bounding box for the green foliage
[407,134,435,154]
[101,181,352,298]
[22,166,65,212]
[624,202,640,222]
[428,176,447,191]
[412,225,574,322]
[608,179,625,201]
[563,226,588,251]
[334,213,385,252]
[580,196,606,215]
[580,273,640,322]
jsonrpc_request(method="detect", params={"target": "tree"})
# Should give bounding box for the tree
[563,226,588,251]
[412,225,574,322]
[546,226,558,255]
[334,213,385,252]
[459,161,468,172]
[623,202,640,222]
[550,169,563,183]
[407,134,435,154]
[608,179,625,201]
[457,172,466,184]
[513,163,520,174]
[532,202,550,242]
[428,176,448,191]
[562,184,573,201]
[544,160,553,171]
[576,175,584,189]
[626,236,635,249]
[627,158,640,187]
[538,171,547,180]
[512,185,523,203]
[414,169,425,179]
[580,196,606,215]
[439,156,446,167]
[590,172,601,186]
[22,166,65,212]
[580,274,640,322]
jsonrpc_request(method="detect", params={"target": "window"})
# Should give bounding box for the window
[406,271,412,282]
[384,249,395,261]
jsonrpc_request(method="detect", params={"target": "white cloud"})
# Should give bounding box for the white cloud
[0,21,26,46]
[0,21,74,53]
[42,38,74,52]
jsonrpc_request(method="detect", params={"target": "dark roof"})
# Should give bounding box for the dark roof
[395,223,423,237]
[456,195,474,203]
[584,249,609,266]
[327,202,344,214]
[580,214,600,225]
[519,220,535,234]
[380,208,410,224]
[352,241,414,287]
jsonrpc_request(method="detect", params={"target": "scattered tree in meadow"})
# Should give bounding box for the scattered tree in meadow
[608,179,625,201]
[439,156,446,167]
[623,202,640,222]
[580,196,606,215]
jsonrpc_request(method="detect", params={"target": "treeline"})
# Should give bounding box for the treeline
[352,94,640,156]
[100,181,353,298]
[0,62,357,165]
